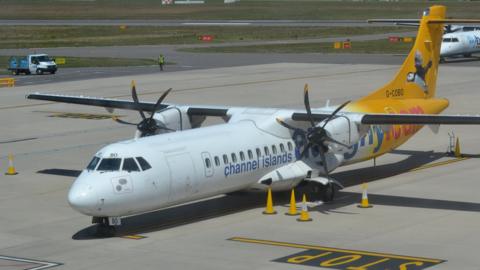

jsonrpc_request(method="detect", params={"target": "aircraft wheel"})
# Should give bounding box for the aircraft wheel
[464,53,472,58]
[309,182,335,202]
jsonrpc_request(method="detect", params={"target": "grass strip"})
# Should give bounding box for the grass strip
[0,1,479,20]
[180,39,414,54]
[0,26,410,49]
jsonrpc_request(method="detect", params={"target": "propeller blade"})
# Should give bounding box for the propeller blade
[321,100,350,128]
[324,136,350,148]
[131,80,147,120]
[149,88,172,119]
[276,117,301,131]
[303,83,316,127]
[112,116,137,126]
[300,142,314,158]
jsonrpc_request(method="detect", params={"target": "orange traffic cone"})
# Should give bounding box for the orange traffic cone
[357,183,373,208]
[454,137,462,158]
[297,194,312,222]
[285,189,299,216]
[262,187,277,215]
[5,154,18,175]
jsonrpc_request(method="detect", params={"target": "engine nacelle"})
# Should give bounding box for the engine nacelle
[152,106,192,133]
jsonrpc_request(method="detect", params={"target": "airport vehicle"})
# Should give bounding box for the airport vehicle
[8,54,57,75]
[369,19,480,61]
[27,6,480,234]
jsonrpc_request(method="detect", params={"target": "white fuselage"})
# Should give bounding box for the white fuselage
[440,30,480,57]
[68,108,371,218]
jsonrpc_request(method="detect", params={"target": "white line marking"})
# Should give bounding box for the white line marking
[182,22,251,26]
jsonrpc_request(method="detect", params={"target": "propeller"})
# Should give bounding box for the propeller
[112,80,174,137]
[276,83,350,184]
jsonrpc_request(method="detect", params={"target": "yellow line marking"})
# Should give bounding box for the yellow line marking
[121,235,146,240]
[229,237,443,263]
[410,157,469,172]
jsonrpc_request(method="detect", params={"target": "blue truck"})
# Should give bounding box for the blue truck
[8,54,57,75]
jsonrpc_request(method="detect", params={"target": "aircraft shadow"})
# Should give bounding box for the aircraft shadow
[332,149,446,188]
[37,168,81,177]
[311,191,480,214]
[442,56,480,64]
[72,149,478,239]
[72,191,292,240]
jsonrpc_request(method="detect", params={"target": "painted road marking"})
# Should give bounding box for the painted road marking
[121,235,147,240]
[40,111,124,120]
[0,255,62,270]
[229,237,444,270]
[410,157,469,172]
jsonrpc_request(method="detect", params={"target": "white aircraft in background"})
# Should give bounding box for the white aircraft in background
[368,19,480,61]
[27,6,480,236]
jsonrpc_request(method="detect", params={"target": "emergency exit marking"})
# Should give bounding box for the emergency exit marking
[229,237,444,270]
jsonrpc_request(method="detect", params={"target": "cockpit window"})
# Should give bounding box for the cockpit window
[452,38,459,42]
[136,157,152,171]
[97,158,121,171]
[443,38,452,42]
[86,156,100,171]
[123,158,140,172]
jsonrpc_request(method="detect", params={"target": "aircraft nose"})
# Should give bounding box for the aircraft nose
[68,183,98,215]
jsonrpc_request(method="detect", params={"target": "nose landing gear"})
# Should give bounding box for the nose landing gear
[92,217,117,237]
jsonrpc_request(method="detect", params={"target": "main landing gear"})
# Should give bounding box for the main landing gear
[308,182,336,203]
[92,217,117,237]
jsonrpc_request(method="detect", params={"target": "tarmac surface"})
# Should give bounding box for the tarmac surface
[1,62,480,270]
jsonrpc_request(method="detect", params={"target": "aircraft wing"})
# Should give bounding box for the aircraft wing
[26,93,228,117]
[26,93,480,125]
[361,114,480,125]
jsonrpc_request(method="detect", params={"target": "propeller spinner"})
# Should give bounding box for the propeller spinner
[277,83,350,179]
[113,80,174,137]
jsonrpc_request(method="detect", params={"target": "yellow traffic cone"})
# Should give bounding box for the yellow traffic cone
[285,189,299,216]
[454,137,462,158]
[262,187,277,215]
[297,194,312,222]
[357,183,373,208]
[5,154,18,175]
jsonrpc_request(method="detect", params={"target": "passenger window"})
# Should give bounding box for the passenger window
[256,148,261,158]
[272,145,277,155]
[136,157,152,171]
[240,151,245,161]
[123,158,140,172]
[223,154,229,164]
[248,150,253,159]
[205,158,211,168]
[231,153,237,163]
[287,142,293,151]
[280,143,285,153]
[214,156,220,166]
[264,146,270,155]
[86,156,100,171]
[97,158,121,171]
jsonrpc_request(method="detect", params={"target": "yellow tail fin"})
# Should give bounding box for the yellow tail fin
[361,5,445,101]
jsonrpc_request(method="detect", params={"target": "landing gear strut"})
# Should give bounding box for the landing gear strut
[309,182,335,203]
[92,217,116,237]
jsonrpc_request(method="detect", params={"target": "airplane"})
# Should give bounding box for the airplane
[27,5,480,236]
[368,18,480,61]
